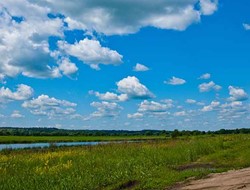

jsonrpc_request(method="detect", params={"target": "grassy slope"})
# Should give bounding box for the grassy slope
[1,135,250,190]
[0,135,166,144]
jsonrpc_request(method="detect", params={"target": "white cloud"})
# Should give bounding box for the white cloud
[174,111,187,116]
[201,101,220,112]
[11,110,24,118]
[0,1,64,79]
[243,23,250,30]
[199,81,221,92]
[199,0,218,15]
[161,99,174,108]
[185,99,205,106]
[133,63,149,72]
[117,76,154,99]
[0,0,218,79]
[33,0,217,35]
[186,99,197,104]
[164,76,186,85]
[199,73,211,79]
[228,86,248,101]
[90,76,154,102]
[90,101,122,117]
[219,101,248,121]
[138,100,170,112]
[127,112,143,119]
[0,84,33,103]
[58,38,123,70]
[89,91,128,102]
[58,58,78,76]
[22,95,77,118]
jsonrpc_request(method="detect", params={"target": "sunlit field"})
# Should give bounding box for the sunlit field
[1,135,250,190]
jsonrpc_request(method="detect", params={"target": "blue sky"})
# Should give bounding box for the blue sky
[0,0,250,130]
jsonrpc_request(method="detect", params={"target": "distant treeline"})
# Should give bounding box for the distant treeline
[0,127,167,136]
[0,127,250,137]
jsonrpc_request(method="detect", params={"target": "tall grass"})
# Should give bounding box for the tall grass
[1,135,250,190]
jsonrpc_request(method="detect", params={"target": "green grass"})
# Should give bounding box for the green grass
[1,134,250,190]
[0,135,166,144]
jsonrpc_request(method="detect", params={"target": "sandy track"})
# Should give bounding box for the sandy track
[172,167,250,190]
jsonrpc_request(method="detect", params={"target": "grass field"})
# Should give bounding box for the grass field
[0,135,166,144]
[1,135,250,190]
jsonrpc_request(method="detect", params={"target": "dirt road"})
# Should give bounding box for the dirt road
[172,167,250,190]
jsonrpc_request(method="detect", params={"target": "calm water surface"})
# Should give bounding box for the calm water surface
[0,141,113,151]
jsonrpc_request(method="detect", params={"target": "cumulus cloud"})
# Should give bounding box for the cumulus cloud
[33,0,218,35]
[90,76,153,102]
[127,112,143,119]
[22,95,77,118]
[11,110,24,118]
[228,86,248,101]
[0,0,218,79]
[0,1,64,79]
[164,76,186,85]
[90,101,122,117]
[185,99,204,106]
[199,0,218,15]
[243,23,250,30]
[58,39,123,70]
[117,76,154,99]
[161,99,175,108]
[133,63,149,72]
[174,111,187,116]
[89,91,128,102]
[198,81,221,92]
[201,101,220,112]
[0,84,33,103]
[186,99,197,104]
[199,73,211,80]
[58,58,78,76]
[138,100,171,112]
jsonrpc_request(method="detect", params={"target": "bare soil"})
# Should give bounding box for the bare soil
[171,167,250,190]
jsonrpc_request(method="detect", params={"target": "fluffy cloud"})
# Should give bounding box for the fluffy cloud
[90,101,122,117]
[90,76,153,102]
[0,0,218,79]
[0,84,33,103]
[186,99,197,104]
[0,1,64,79]
[201,101,220,112]
[33,0,218,35]
[58,58,78,76]
[138,100,170,112]
[219,101,248,121]
[89,91,128,102]
[174,111,187,116]
[117,76,154,99]
[127,112,143,119]
[199,0,218,15]
[185,99,204,106]
[22,95,76,118]
[243,23,250,30]
[164,76,186,85]
[133,63,149,72]
[228,86,248,101]
[199,73,211,79]
[199,81,221,92]
[161,99,175,108]
[58,39,123,70]
[11,110,24,118]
